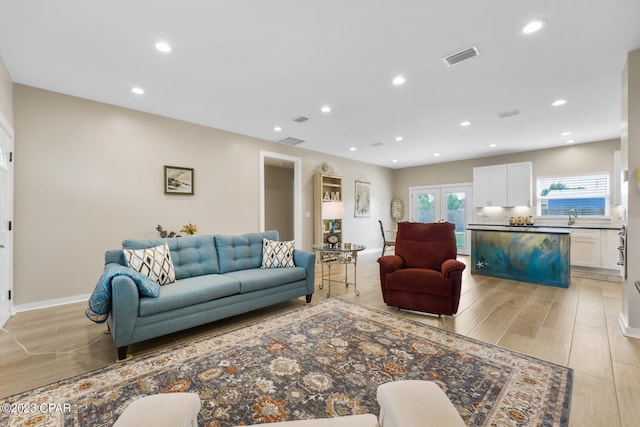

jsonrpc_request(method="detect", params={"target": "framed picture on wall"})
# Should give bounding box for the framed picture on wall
[354,179,371,217]
[164,165,194,195]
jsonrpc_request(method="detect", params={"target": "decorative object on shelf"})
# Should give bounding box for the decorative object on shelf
[156,224,180,238]
[164,165,194,195]
[391,199,404,222]
[181,223,198,235]
[313,161,337,175]
[354,178,371,218]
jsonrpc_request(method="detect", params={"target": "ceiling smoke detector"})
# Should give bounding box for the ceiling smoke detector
[278,137,305,146]
[442,46,480,67]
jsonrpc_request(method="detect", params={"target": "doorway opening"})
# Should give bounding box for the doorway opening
[260,151,302,248]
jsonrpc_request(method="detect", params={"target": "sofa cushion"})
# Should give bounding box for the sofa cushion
[262,238,295,268]
[225,266,307,293]
[123,243,176,285]
[139,274,240,316]
[215,230,278,273]
[123,235,219,279]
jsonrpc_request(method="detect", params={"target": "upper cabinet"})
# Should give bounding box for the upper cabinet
[473,161,532,207]
[507,162,533,207]
[473,164,507,207]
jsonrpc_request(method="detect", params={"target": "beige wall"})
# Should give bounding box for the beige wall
[0,55,12,125]
[393,139,621,222]
[13,84,394,306]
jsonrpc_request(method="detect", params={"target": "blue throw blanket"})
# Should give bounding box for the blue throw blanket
[85,266,161,323]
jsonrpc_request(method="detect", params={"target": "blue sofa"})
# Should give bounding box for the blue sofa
[103,230,315,360]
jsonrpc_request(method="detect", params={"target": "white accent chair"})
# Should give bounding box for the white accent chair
[113,393,200,427]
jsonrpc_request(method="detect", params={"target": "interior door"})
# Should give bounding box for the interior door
[0,113,14,328]
[410,185,472,255]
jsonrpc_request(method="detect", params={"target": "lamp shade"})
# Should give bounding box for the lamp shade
[322,201,344,219]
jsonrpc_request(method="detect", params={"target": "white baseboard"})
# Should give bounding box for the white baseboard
[618,312,640,339]
[14,293,91,313]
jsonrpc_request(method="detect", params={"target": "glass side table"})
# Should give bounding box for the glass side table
[311,243,366,297]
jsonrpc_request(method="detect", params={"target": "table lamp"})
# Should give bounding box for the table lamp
[322,201,344,234]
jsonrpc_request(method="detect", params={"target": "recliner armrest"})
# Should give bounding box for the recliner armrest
[377,255,405,273]
[441,259,466,278]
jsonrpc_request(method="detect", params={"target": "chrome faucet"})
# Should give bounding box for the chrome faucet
[568,209,577,225]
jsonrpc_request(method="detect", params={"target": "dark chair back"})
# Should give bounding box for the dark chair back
[395,222,457,271]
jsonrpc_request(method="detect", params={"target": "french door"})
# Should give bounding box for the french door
[409,184,472,255]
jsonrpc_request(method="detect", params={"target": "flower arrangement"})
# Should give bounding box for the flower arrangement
[156,223,198,237]
[181,223,198,235]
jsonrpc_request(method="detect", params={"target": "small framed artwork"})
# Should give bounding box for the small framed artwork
[164,165,194,195]
[354,179,371,217]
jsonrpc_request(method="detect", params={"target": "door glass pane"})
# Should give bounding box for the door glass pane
[446,191,466,250]
[416,193,435,223]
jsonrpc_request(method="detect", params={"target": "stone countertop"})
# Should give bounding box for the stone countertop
[469,223,622,231]
[468,224,571,234]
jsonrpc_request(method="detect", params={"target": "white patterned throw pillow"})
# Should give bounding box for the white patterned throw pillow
[123,243,176,285]
[261,238,295,268]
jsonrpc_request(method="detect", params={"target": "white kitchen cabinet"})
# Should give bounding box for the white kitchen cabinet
[507,162,532,206]
[473,164,507,207]
[570,229,601,267]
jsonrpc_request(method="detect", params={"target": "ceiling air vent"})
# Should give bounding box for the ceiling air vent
[371,142,384,148]
[442,46,480,67]
[278,137,305,146]
[498,109,520,119]
[292,116,309,123]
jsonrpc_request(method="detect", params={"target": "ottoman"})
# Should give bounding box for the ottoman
[113,393,201,427]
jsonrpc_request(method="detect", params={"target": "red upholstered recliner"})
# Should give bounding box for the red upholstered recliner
[377,221,466,315]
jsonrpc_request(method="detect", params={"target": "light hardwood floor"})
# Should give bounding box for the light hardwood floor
[1,253,640,426]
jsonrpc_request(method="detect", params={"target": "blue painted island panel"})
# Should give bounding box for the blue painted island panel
[471,230,570,288]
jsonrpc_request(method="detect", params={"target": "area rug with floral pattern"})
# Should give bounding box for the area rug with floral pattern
[1,298,572,426]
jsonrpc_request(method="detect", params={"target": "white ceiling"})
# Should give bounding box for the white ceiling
[1,1,640,169]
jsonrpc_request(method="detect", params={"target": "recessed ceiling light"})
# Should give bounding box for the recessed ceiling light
[349,147,357,151]
[131,87,144,95]
[489,144,497,148]
[434,153,441,157]
[273,126,282,132]
[392,159,398,163]
[552,99,567,107]
[521,19,547,35]
[566,139,575,144]
[392,75,406,86]
[155,41,172,53]
[321,105,331,113]
[561,131,572,136]
[460,121,471,127]
[395,136,403,142]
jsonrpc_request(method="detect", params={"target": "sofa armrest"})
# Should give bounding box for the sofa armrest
[294,249,316,296]
[105,264,139,349]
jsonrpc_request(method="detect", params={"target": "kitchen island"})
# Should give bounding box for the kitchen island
[469,225,571,288]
